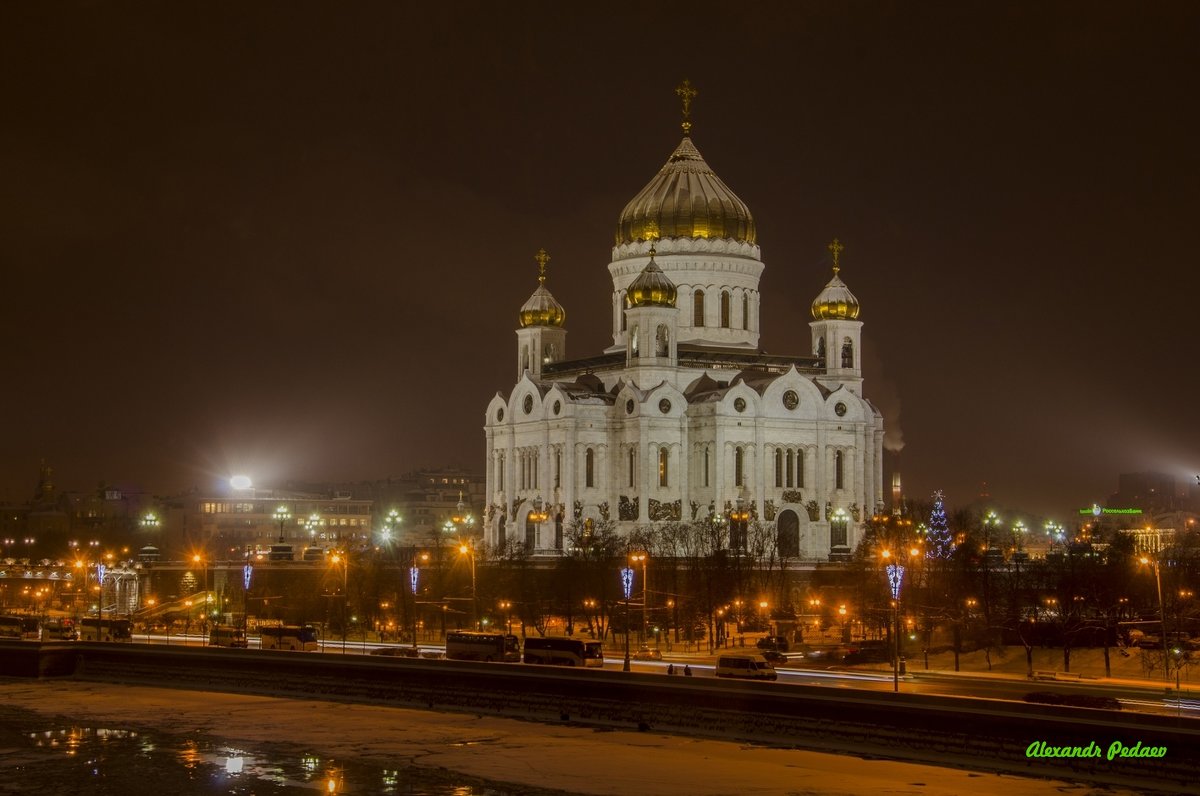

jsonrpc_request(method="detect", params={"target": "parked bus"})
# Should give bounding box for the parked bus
[78,618,133,642]
[258,624,319,651]
[523,636,605,667]
[42,619,76,640]
[446,631,520,662]
[0,615,40,640]
[208,625,249,648]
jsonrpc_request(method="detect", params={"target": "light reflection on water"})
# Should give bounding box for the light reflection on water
[12,721,533,795]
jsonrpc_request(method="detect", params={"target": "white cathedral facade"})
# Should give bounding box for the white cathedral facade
[484,98,884,562]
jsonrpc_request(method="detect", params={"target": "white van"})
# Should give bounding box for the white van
[715,652,778,681]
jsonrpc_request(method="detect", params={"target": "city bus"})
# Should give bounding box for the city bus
[78,618,133,642]
[522,636,605,667]
[445,631,521,662]
[0,615,40,639]
[258,624,319,651]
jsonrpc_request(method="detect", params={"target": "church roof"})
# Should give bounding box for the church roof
[615,136,756,246]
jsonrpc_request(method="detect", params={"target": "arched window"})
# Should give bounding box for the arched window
[554,450,561,489]
[585,448,594,488]
[658,447,669,487]
[521,345,529,373]
[554,513,563,550]
[498,515,507,547]
[786,450,794,488]
[734,446,744,487]
[497,452,505,491]
[816,337,825,364]
[620,293,627,331]
[841,338,854,369]
[797,450,805,488]
[630,325,639,357]
[742,293,749,331]
[835,450,844,490]
[544,343,557,364]
[693,290,705,327]
[628,447,636,488]
[655,324,669,357]
[774,449,783,488]
[720,291,731,328]
[525,516,537,550]
[704,447,710,487]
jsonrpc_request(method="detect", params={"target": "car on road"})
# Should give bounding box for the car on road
[759,649,788,665]
[632,645,663,661]
[756,635,790,653]
[842,641,889,664]
[715,652,778,681]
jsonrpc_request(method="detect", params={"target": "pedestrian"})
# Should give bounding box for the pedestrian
[667,663,675,675]
[684,665,692,677]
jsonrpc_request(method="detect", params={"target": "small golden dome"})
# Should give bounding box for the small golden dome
[626,247,678,308]
[811,238,861,320]
[518,249,566,328]
[616,137,756,246]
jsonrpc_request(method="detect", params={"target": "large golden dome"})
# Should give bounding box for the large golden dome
[615,137,756,246]
[625,248,677,308]
[518,249,566,328]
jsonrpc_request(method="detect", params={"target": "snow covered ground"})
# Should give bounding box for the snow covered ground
[0,680,1147,795]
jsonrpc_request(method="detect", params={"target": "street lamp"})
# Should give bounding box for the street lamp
[330,551,350,652]
[1138,553,1171,684]
[499,600,512,634]
[621,566,635,672]
[410,551,428,648]
[882,549,906,692]
[458,541,477,630]
[274,505,291,544]
[630,552,648,644]
[192,553,209,634]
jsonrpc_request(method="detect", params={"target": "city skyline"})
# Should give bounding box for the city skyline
[3,3,1198,517]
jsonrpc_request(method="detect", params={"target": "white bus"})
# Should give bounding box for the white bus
[0,615,40,640]
[78,618,133,642]
[258,624,319,651]
[446,631,521,662]
[523,636,605,667]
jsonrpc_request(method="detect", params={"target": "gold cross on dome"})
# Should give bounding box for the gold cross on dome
[827,238,844,274]
[535,248,550,283]
[675,79,698,136]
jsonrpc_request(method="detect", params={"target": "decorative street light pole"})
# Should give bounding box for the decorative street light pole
[883,550,906,693]
[410,550,428,648]
[630,552,648,644]
[1139,553,1171,684]
[242,560,253,632]
[621,566,634,672]
[458,541,477,630]
[274,505,291,544]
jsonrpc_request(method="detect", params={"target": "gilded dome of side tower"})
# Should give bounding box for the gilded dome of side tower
[625,246,678,308]
[519,248,566,328]
[811,238,861,320]
[615,80,756,246]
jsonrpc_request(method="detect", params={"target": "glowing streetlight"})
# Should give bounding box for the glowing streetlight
[630,552,648,643]
[230,475,252,491]
[458,542,477,630]
[274,505,291,544]
[1139,554,1171,684]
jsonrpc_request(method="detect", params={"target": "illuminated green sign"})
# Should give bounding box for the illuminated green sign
[1077,506,1143,516]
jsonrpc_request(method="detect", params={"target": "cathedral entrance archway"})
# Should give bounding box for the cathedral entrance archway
[525,517,537,550]
[777,510,800,558]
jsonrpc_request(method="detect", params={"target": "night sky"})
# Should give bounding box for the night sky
[3,2,1198,517]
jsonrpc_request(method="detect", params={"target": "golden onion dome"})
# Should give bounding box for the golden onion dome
[518,249,566,328]
[626,247,677,308]
[811,238,861,320]
[615,136,756,246]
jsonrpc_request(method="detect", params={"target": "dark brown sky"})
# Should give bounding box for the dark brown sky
[3,1,1198,517]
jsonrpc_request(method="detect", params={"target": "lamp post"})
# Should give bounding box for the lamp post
[621,566,634,672]
[242,560,253,632]
[630,552,648,644]
[274,505,291,544]
[458,541,477,630]
[1139,553,1171,684]
[331,551,350,652]
[882,549,906,693]
[410,551,428,647]
[192,553,209,634]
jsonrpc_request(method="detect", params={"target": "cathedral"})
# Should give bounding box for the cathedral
[483,84,884,562]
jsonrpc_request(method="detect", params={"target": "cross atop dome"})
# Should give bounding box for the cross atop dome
[828,238,844,275]
[535,247,550,284]
[675,79,698,136]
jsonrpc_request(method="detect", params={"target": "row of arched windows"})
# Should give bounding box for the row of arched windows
[773,448,806,489]
[692,289,750,330]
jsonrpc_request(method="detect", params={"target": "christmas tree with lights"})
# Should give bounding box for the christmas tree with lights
[927,490,953,558]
